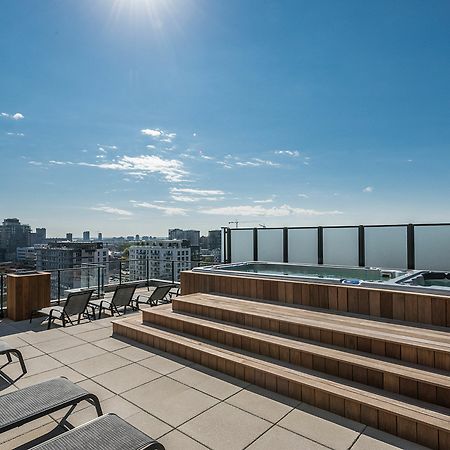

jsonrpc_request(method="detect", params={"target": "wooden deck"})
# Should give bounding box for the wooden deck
[114,277,450,449]
[181,270,450,327]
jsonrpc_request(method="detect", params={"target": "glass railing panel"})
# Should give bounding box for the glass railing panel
[230,229,254,263]
[415,225,450,270]
[365,226,407,269]
[288,228,318,264]
[257,229,283,262]
[323,227,359,266]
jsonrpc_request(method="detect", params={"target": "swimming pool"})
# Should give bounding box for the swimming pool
[194,262,406,285]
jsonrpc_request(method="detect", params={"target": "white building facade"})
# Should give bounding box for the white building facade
[129,240,191,282]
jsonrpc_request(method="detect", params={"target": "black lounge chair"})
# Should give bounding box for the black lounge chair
[0,339,27,376]
[30,289,95,329]
[0,377,102,434]
[29,413,165,450]
[134,284,173,309]
[89,284,137,319]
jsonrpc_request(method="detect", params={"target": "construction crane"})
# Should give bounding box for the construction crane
[228,220,239,228]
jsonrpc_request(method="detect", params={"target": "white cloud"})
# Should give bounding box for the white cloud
[141,128,176,143]
[235,158,280,168]
[171,188,225,196]
[28,161,43,166]
[141,129,162,137]
[254,198,274,204]
[51,155,188,182]
[275,150,300,157]
[1,112,24,120]
[6,132,24,136]
[146,145,156,149]
[90,206,133,216]
[200,204,343,217]
[172,195,223,202]
[363,186,374,193]
[97,144,118,150]
[130,200,187,215]
[298,193,309,198]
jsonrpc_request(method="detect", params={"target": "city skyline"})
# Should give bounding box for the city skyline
[2,0,450,236]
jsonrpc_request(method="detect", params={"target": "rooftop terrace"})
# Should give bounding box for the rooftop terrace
[0,287,433,450]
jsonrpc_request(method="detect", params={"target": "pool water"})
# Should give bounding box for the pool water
[215,262,401,282]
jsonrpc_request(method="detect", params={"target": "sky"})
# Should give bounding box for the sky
[1,0,450,237]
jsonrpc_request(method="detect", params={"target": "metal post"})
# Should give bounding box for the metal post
[318,227,324,264]
[57,270,61,305]
[407,224,415,270]
[97,266,101,298]
[253,228,258,261]
[0,274,4,318]
[119,261,122,285]
[226,227,232,263]
[146,257,149,287]
[283,227,289,263]
[171,260,175,283]
[358,225,365,267]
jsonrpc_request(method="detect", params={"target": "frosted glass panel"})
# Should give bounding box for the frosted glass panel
[323,228,358,266]
[258,229,283,262]
[415,226,450,270]
[230,229,253,263]
[365,227,407,269]
[288,229,318,264]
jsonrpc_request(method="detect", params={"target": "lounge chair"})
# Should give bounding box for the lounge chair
[0,377,102,434]
[134,284,173,309]
[88,284,137,319]
[0,339,27,375]
[29,413,165,450]
[30,289,95,329]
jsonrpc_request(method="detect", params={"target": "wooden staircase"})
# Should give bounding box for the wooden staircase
[113,293,450,449]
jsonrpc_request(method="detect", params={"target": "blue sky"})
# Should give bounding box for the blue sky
[1,0,449,237]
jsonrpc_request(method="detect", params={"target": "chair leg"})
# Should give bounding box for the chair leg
[47,311,53,330]
[77,313,81,324]
[12,350,27,375]
[6,353,12,363]
[97,301,104,320]
[62,314,66,327]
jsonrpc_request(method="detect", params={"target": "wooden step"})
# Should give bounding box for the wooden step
[113,316,450,450]
[172,294,450,370]
[143,305,450,408]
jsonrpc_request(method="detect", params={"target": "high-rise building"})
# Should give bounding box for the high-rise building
[0,218,31,262]
[83,231,90,242]
[98,232,103,241]
[66,233,73,241]
[168,229,200,247]
[36,242,109,298]
[30,227,46,245]
[129,240,191,282]
[208,230,221,250]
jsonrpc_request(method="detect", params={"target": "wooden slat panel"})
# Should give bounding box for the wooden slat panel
[392,293,405,321]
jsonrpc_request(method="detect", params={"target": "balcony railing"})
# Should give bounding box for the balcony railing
[222,222,450,271]
[0,257,211,317]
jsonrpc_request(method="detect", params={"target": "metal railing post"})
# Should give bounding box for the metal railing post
[119,261,122,285]
[0,274,4,318]
[97,265,101,297]
[318,227,324,265]
[253,228,258,261]
[407,224,415,270]
[171,260,175,283]
[358,225,365,267]
[146,257,149,287]
[57,269,61,305]
[283,227,289,263]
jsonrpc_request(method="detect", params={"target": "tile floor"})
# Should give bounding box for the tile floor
[0,307,430,449]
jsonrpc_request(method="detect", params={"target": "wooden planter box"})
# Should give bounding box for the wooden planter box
[7,272,51,321]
